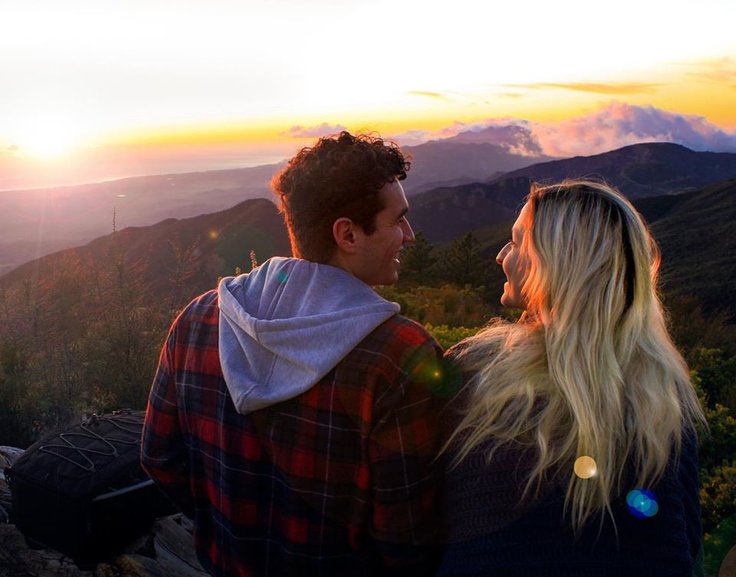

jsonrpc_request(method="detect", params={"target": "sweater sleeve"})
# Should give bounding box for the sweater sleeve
[680,428,703,572]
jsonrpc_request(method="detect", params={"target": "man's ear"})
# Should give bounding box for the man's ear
[332,217,359,253]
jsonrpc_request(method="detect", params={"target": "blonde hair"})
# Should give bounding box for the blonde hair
[448,180,705,531]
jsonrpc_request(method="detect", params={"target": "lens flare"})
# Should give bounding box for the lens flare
[573,456,597,479]
[626,489,659,518]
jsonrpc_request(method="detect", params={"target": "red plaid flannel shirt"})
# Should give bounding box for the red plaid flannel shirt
[141,289,449,577]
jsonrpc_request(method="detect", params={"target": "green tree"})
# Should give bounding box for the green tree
[701,460,736,534]
[664,293,736,357]
[436,232,487,287]
[0,341,33,447]
[398,231,437,285]
[688,348,736,412]
[424,323,477,350]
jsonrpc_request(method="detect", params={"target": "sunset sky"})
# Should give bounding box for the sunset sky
[2,0,735,190]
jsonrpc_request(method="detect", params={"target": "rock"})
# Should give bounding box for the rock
[0,446,25,469]
[0,446,24,523]
[0,523,95,577]
[94,554,169,577]
[152,515,208,577]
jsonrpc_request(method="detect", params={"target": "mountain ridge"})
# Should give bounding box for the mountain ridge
[408,142,736,243]
[0,198,291,309]
[0,140,550,275]
[2,141,735,278]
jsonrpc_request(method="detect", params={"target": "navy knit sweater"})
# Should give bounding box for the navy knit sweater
[438,429,702,577]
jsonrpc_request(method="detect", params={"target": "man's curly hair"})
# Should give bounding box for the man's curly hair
[272,131,410,262]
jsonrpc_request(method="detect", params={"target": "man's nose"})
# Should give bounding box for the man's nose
[403,220,416,244]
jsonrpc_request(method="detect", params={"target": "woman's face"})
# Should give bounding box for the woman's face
[496,203,531,310]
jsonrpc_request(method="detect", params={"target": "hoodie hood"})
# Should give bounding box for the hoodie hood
[217,257,400,414]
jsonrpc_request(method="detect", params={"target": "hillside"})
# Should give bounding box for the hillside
[409,176,736,321]
[0,198,291,324]
[3,174,734,342]
[645,179,736,316]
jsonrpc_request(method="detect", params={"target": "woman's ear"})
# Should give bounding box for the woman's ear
[332,217,359,254]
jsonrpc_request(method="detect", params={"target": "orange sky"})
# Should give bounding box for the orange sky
[1,0,735,190]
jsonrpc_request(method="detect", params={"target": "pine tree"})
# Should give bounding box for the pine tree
[399,231,437,285]
[437,232,487,287]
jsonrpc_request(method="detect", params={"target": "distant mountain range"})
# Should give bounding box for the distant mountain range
[409,142,736,243]
[0,139,549,276]
[400,140,552,194]
[5,140,731,277]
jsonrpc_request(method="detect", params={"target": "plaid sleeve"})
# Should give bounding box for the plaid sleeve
[141,322,194,517]
[368,324,450,573]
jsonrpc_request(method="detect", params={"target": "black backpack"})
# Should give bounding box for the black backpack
[6,410,176,567]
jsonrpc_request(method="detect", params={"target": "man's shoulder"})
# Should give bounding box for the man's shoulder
[174,288,219,325]
[351,315,442,377]
[370,314,437,346]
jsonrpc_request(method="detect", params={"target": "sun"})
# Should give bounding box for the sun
[14,120,81,160]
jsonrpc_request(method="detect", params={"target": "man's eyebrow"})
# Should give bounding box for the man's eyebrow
[397,207,409,218]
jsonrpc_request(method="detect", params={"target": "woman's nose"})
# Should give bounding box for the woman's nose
[496,243,510,265]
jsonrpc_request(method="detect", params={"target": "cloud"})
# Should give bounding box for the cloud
[407,90,449,100]
[284,123,347,138]
[681,56,736,84]
[442,120,545,156]
[390,129,432,146]
[534,102,736,156]
[429,102,736,158]
[506,82,662,95]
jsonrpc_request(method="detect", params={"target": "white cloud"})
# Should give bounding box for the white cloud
[389,130,432,146]
[431,102,736,157]
[284,123,348,138]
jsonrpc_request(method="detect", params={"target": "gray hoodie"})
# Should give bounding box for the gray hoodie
[217,257,400,415]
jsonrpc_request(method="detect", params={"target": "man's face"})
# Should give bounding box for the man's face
[351,180,415,286]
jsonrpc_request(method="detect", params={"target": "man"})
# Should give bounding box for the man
[141,131,448,577]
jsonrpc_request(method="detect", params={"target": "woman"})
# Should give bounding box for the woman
[438,180,706,576]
